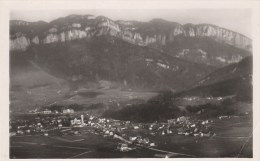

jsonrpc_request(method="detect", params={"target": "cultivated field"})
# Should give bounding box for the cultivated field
[10,116,252,158]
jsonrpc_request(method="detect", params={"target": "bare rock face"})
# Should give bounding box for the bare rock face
[32,36,39,44]
[43,29,90,44]
[184,25,196,37]
[145,36,157,44]
[9,15,252,67]
[194,25,251,51]
[151,34,166,45]
[43,33,59,44]
[172,25,184,36]
[98,18,121,33]
[138,24,251,51]
[10,22,251,52]
[63,29,88,41]
[10,16,252,52]
[10,36,30,51]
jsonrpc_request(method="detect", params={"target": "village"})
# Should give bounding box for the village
[9,107,218,152]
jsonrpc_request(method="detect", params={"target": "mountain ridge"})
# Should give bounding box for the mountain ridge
[10,35,216,91]
[11,16,251,39]
[173,56,252,101]
[10,14,252,68]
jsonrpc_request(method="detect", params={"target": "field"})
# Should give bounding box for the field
[59,88,157,106]
[153,117,252,157]
[10,130,158,158]
[10,116,252,158]
[10,81,158,112]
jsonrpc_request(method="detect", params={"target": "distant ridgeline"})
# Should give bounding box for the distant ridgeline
[10,14,251,67]
[9,14,253,92]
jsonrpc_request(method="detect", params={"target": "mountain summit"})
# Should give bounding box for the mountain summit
[10,14,251,67]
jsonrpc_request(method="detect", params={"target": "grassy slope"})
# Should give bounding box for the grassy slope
[175,56,253,101]
[23,36,215,91]
[10,53,69,111]
[103,57,253,122]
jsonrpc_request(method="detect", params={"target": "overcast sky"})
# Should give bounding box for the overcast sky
[10,9,252,38]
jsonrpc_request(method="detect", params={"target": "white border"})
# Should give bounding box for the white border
[0,0,259,161]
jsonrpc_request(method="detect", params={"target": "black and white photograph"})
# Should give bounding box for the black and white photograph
[1,0,259,160]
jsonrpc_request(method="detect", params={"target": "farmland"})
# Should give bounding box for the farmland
[10,114,252,158]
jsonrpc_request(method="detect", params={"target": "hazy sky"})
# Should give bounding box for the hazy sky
[11,9,252,38]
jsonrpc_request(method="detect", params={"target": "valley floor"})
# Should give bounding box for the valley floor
[10,116,252,158]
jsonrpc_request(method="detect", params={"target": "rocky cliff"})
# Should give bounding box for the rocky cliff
[10,15,252,66]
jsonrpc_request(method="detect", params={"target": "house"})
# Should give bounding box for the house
[129,136,137,141]
[17,130,24,135]
[71,118,81,126]
[54,110,59,114]
[168,119,177,125]
[177,116,189,122]
[161,131,165,135]
[43,109,52,114]
[150,143,155,147]
[63,109,74,114]
[117,143,129,152]
[133,126,139,129]
[167,129,172,134]
[143,137,150,144]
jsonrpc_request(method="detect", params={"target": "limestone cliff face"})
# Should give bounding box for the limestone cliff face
[10,35,30,51]
[10,15,252,55]
[32,36,39,44]
[194,24,251,50]
[129,23,251,50]
[43,29,91,44]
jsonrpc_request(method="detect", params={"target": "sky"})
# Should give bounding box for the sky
[10,9,252,38]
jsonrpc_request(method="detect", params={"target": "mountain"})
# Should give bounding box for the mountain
[9,14,253,119]
[10,53,67,111]
[11,35,215,91]
[10,54,62,88]
[194,56,252,87]
[9,35,216,111]
[10,14,252,67]
[10,14,253,94]
[174,56,253,101]
[103,56,253,122]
